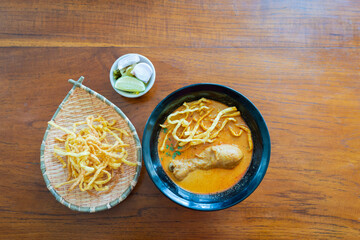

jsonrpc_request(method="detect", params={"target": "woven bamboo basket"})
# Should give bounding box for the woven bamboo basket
[40,77,142,212]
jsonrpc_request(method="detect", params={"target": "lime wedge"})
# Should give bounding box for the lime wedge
[115,76,146,93]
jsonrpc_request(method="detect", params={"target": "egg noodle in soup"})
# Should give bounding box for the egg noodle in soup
[158,98,253,194]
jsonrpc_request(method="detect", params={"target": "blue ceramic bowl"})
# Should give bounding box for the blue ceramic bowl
[142,84,270,211]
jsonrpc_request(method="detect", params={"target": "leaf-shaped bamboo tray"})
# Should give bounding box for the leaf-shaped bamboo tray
[40,76,142,212]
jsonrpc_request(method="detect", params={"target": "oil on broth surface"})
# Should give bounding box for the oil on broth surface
[158,99,253,194]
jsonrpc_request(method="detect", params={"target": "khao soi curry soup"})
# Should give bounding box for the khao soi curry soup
[158,98,253,194]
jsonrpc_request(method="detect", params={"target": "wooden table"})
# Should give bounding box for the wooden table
[1,1,359,239]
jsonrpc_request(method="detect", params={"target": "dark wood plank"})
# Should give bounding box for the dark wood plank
[0,0,360,48]
[0,47,359,239]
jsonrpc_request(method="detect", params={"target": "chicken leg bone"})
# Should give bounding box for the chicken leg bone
[169,144,243,181]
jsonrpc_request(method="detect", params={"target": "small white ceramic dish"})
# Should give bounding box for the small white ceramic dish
[110,53,156,98]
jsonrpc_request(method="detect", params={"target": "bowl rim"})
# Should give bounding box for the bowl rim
[109,53,156,98]
[142,83,271,211]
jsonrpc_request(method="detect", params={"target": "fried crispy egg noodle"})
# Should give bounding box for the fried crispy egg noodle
[48,115,137,194]
[159,98,253,151]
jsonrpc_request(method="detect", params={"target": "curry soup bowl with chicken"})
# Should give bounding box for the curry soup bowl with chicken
[142,84,270,211]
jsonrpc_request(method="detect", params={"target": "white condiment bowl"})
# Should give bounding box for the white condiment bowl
[110,53,156,98]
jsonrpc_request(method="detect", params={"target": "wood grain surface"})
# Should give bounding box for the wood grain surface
[0,0,359,239]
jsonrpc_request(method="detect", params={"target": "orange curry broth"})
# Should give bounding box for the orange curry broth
[157,99,253,194]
